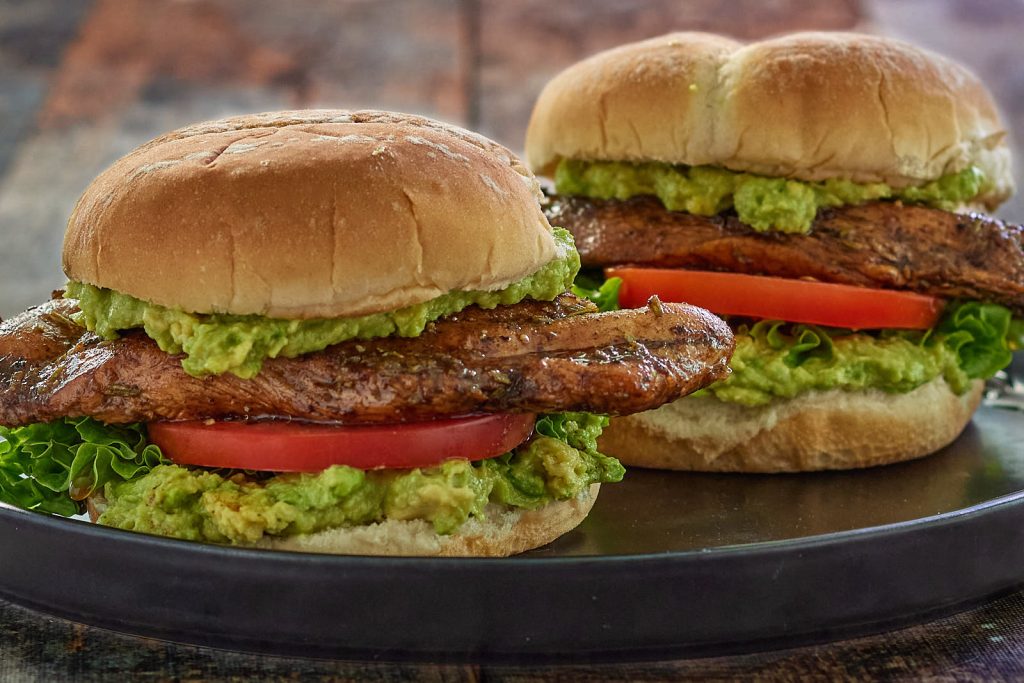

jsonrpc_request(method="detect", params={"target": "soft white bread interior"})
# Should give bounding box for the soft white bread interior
[88,484,599,557]
[64,110,557,319]
[598,379,983,472]
[526,32,1012,206]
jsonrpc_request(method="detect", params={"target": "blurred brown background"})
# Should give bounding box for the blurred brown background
[1,0,1023,318]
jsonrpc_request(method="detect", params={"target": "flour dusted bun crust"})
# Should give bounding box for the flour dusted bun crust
[87,485,599,557]
[599,380,983,472]
[526,32,1012,205]
[64,110,556,319]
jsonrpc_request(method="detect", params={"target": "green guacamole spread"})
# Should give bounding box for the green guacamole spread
[96,413,623,544]
[699,301,1019,406]
[66,228,580,379]
[555,159,986,233]
[705,324,964,407]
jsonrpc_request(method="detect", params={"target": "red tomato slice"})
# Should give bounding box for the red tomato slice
[610,268,944,330]
[148,414,537,472]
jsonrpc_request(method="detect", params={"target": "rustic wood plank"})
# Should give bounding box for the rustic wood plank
[0,598,481,683]
[0,0,94,188]
[5,590,1024,679]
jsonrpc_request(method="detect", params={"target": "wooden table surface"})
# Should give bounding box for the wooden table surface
[2,1,1024,679]
[4,590,1024,681]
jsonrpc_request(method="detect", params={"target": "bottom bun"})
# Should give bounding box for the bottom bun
[88,484,600,557]
[599,379,984,472]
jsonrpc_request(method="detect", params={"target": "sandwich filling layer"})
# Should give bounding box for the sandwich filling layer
[567,282,1020,406]
[0,295,733,427]
[0,293,734,539]
[549,181,1023,407]
[1,413,624,543]
[555,160,986,233]
[67,228,580,378]
[699,303,1020,406]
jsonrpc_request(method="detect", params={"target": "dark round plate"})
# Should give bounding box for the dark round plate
[0,405,1022,663]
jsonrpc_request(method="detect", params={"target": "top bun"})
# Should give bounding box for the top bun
[64,110,557,319]
[526,32,1013,207]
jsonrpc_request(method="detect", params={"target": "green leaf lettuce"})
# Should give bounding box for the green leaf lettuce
[0,419,165,516]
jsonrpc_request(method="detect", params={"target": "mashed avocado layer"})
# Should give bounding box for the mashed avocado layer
[706,325,964,407]
[700,301,1019,406]
[66,228,580,379]
[555,159,986,233]
[97,413,623,544]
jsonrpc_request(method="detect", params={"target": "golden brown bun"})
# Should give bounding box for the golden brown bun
[526,32,1012,206]
[87,484,598,557]
[599,379,983,472]
[64,110,557,319]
